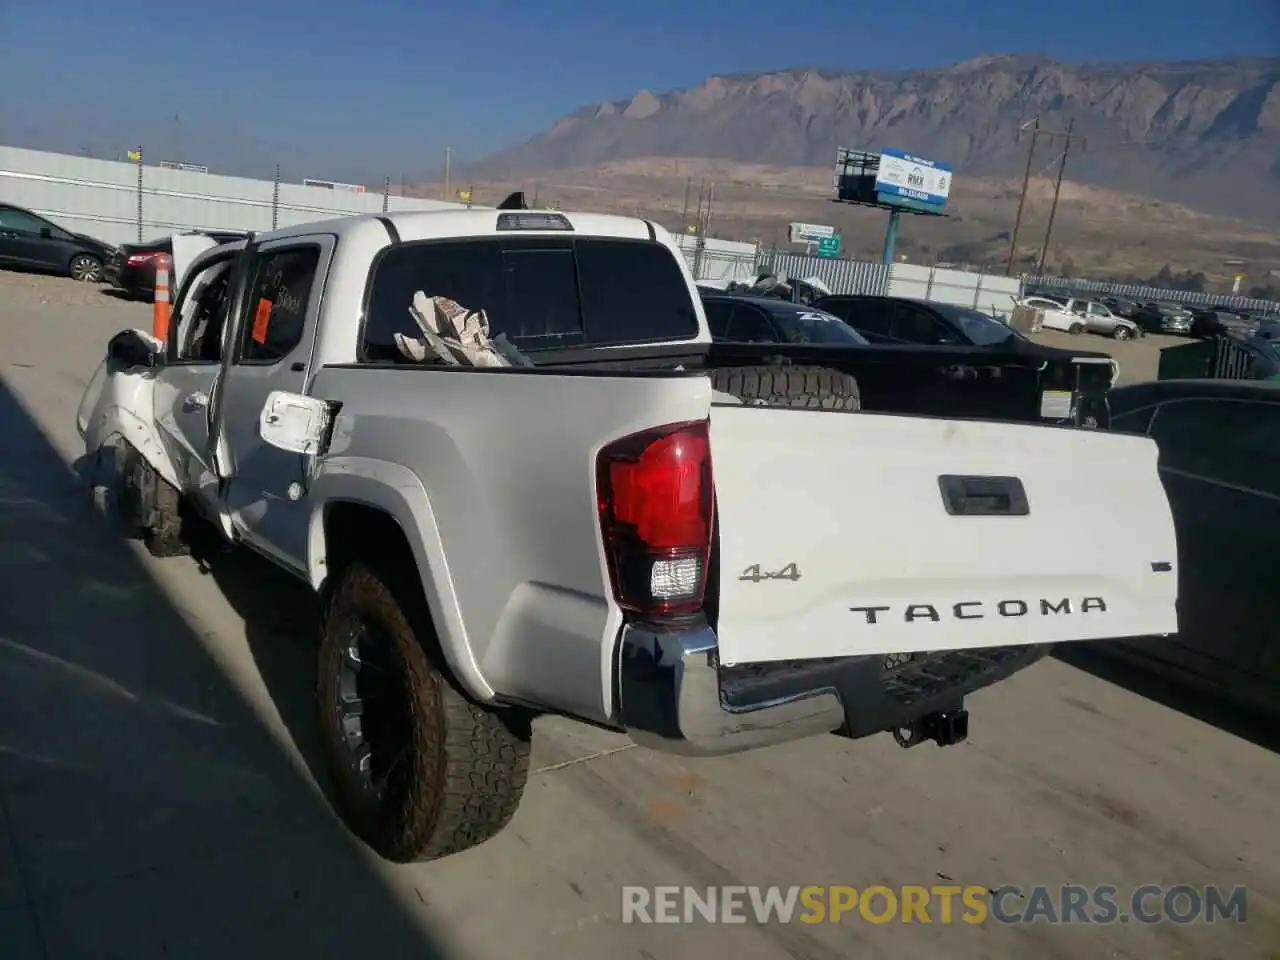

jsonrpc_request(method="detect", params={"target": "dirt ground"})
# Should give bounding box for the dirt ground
[0,268,1276,960]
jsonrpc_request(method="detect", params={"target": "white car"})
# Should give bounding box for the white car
[1019,296,1141,340]
[75,205,1179,864]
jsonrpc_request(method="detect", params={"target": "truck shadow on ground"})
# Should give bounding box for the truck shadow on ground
[0,377,452,959]
[181,522,336,798]
[1053,644,1279,754]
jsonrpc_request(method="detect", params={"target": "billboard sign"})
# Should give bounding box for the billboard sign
[875,150,952,207]
[789,222,836,244]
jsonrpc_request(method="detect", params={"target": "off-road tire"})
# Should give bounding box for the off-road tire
[96,438,188,556]
[141,473,188,557]
[317,562,532,863]
[709,364,861,411]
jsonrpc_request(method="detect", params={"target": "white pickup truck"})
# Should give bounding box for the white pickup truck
[76,205,1179,864]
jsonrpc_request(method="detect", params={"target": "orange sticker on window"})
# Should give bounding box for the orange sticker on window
[251,298,273,344]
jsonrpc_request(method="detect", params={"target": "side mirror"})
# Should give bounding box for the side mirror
[106,329,164,370]
[39,227,53,239]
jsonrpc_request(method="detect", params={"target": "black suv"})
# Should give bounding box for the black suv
[0,203,116,282]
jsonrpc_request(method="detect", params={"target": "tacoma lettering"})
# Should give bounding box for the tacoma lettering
[850,598,1107,623]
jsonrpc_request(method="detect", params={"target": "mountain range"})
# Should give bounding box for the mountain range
[464,55,1280,225]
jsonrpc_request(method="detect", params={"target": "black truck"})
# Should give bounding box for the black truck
[701,293,1116,427]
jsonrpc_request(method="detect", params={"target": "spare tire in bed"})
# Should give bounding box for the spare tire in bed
[709,364,861,412]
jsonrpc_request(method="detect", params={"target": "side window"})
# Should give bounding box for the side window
[174,258,235,363]
[703,300,732,339]
[0,207,51,235]
[845,300,892,336]
[890,305,949,344]
[1150,399,1280,494]
[724,306,777,342]
[239,247,321,364]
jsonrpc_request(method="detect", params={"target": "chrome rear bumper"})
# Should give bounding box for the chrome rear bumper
[615,623,1051,757]
[615,624,844,756]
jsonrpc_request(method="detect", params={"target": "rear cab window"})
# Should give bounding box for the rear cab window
[362,236,700,362]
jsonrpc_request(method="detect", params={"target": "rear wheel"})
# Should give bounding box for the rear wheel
[69,254,103,283]
[317,562,532,863]
[1068,322,1085,335]
[709,364,860,411]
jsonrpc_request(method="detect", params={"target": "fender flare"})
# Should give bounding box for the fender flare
[306,457,493,703]
[86,405,181,491]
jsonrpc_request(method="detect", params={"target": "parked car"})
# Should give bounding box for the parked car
[1190,307,1257,340]
[1020,294,1067,312]
[1031,297,1142,340]
[1134,301,1194,336]
[75,205,1177,864]
[701,295,869,346]
[0,202,116,282]
[106,230,251,300]
[1105,378,1280,714]
[1099,295,1143,319]
[781,293,1117,425]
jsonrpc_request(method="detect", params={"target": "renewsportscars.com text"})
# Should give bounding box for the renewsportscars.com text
[621,884,1248,925]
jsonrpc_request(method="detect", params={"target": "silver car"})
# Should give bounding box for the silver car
[1065,299,1144,341]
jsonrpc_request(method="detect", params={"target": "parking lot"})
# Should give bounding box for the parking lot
[1,269,1277,960]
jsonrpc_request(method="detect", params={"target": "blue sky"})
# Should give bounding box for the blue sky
[0,0,1276,183]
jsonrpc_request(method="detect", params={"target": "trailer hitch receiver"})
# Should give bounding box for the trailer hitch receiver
[893,708,969,748]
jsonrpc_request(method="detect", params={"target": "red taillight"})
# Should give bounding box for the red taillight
[125,252,157,266]
[596,420,714,617]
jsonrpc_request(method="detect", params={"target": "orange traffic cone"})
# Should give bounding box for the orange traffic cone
[152,253,172,342]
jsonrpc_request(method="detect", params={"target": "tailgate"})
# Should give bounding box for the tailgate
[709,408,1177,666]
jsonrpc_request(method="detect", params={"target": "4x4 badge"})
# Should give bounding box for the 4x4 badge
[739,563,801,583]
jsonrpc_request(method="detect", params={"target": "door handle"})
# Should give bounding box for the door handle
[184,391,209,409]
[938,475,1030,516]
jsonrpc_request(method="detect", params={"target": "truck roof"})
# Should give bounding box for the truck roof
[248,208,668,246]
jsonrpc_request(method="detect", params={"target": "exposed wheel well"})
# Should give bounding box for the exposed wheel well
[322,501,417,591]
[322,500,449,663]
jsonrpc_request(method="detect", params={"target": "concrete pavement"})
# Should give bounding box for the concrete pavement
[0,270,1276,959]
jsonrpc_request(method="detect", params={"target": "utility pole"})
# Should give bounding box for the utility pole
[174,113,182,163]
[692,179,706,236]
[1004,117,1039,276]
[442,146,453,201]
[680,176,692,232]
[703,181,716,236]
[1037,117,1081,275]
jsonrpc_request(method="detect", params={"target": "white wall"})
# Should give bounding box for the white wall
[675,235,760,283]
[0,145,464,246]
[887,263,1023,319]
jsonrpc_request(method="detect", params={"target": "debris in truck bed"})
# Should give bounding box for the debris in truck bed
[395,292,531,368]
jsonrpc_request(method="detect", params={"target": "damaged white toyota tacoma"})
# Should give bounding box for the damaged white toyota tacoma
[76,199,1179,864]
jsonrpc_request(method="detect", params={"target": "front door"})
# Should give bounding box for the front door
[210,235,335,574]
[0,206,62,269]
[151,248,242,517]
